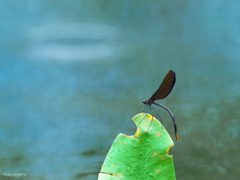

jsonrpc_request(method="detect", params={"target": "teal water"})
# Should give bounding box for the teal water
[0,1,239,180]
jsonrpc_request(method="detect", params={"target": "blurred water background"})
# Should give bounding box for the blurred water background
[0,1,239,180]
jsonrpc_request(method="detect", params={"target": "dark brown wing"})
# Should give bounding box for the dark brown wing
[150,70,176,101]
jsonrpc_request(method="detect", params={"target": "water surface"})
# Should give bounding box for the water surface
[0,1,239,180]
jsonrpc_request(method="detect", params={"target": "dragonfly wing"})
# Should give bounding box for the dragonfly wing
[151,70,176,101]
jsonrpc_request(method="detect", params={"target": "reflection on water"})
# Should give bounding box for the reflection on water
[27,22,123,61]
[0,1,240,180]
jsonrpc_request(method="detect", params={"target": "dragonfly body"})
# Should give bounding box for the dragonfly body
[142,70,178,140]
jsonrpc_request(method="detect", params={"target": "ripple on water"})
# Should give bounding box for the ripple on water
[27,22,124,62]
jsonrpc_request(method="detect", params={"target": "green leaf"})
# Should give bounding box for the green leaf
[98,113,176,180]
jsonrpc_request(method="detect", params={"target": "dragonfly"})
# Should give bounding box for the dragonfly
[142,70,178,140]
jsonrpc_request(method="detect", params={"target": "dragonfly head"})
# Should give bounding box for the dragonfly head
[142,98,153,105]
